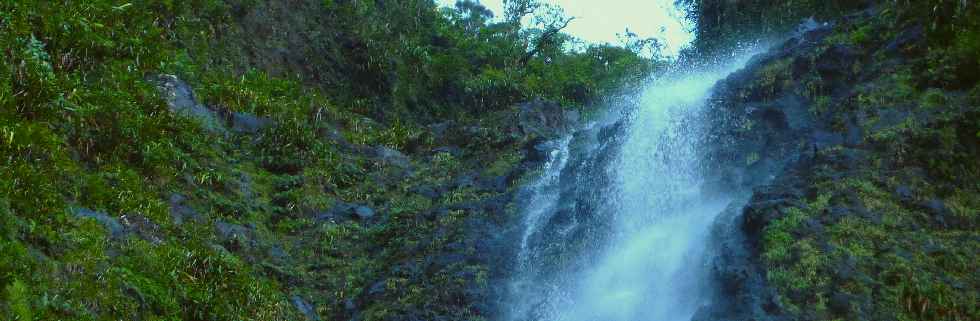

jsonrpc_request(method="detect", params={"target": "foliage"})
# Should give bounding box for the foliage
[1,0,654,319]
[676,0,869,56]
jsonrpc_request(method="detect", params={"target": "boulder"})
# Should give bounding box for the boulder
[214,220,257,251]
[169,193,204,226]
[516,99,570,138]
[315,202,375,222]
[150,74,226,133]
[814,44,858,80]
[409,185,445,200]
[120,214,164,245]
[374,146,412,169]
[885,25,924,54]
[353,205,375,220]
[230,112,273,134]
[72,207,126,239]
[432,146,463,157]
[290,295,321,321]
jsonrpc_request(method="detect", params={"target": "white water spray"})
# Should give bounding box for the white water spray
[505,54,758,321]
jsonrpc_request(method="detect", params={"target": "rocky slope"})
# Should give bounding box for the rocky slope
[0,1,654,320]
[2,1,977,320]
[694,6,978,321]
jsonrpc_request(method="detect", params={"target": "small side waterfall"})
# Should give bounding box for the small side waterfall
[504,54,758,321]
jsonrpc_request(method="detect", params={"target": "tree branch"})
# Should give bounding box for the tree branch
[520,16,574,65]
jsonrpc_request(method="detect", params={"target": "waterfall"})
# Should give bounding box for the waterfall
[504,53,759,321]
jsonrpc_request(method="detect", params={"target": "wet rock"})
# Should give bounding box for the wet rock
[517,98,568,138]
[291,295,321,321]
[322,127,368,154]
[368,281,387,296]
[815,45,858,80]
[431,253,467,267]
[409,184,444,200]
[374,146,412,169]
[811,130,845,149]
[918,199,967,229]
[894,185,914,202]
[563,109,581,125]
[315,202,375,222]
[742,190,804,245]
[169,193,204,226]
[72,207,126,239]
[524,138,554,162]
[445,193,511,215]
[432,146,462,157]
[831,253,860,282]
[921,199,950,217]
[478,174,510,193]
[214,221,256,251]
[452,172,477,189]
[885,25,924,54]
[215,221,250,240]
[150,74,226,133]
[120,214,164,245]
[267,245,289,262]
[314,202,353,223]
[230,111,273,134]
[799,218,825,236]
[829,292,859,316]
[801,23,834,44]
[428,121,455,143]
[353,205,375,220]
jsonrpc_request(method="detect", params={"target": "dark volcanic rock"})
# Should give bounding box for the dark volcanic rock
[291,295,321,321]
[72,207,126,239]
[353,205,375,220]
[815,44,858,80]
[120,214,164,245]
[169,193,204,226]
[230,111,273,134]
[885,25,924,54]
[150,74,226,133]
[315,201,376,222]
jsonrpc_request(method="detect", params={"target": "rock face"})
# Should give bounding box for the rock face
[291,295,321,321]
[695,8,979,321]
[151,74,272,135]
[230,111,273,134]
[72,207,127,239]
[516,98,580,138]
[71,208,163,244]
[151,74,227,133]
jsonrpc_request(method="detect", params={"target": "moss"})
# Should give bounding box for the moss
[755,58,793,98]
[810,95,832,115]
[920,88,947,109]
[485,150,521,178]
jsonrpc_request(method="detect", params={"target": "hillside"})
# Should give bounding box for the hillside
[692,2,979,320]
[2,1,979,321]
[1,1,654,320]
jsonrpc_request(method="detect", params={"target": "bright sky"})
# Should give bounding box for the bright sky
[436,0,694,56]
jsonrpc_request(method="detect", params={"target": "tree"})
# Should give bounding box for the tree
[618,28,665,59]
[503,0,575,66]
[452,0,494,34]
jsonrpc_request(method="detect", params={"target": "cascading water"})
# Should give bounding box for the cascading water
[504,54,759,321]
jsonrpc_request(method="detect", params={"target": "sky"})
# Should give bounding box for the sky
[436,0,695,56]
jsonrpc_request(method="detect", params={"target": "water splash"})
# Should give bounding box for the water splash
[505,52,759,321]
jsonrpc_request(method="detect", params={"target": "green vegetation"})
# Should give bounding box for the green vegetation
[1,0,657,319]
[678,0,869,55]
[3,0,976,319]
[733,1,980,319]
